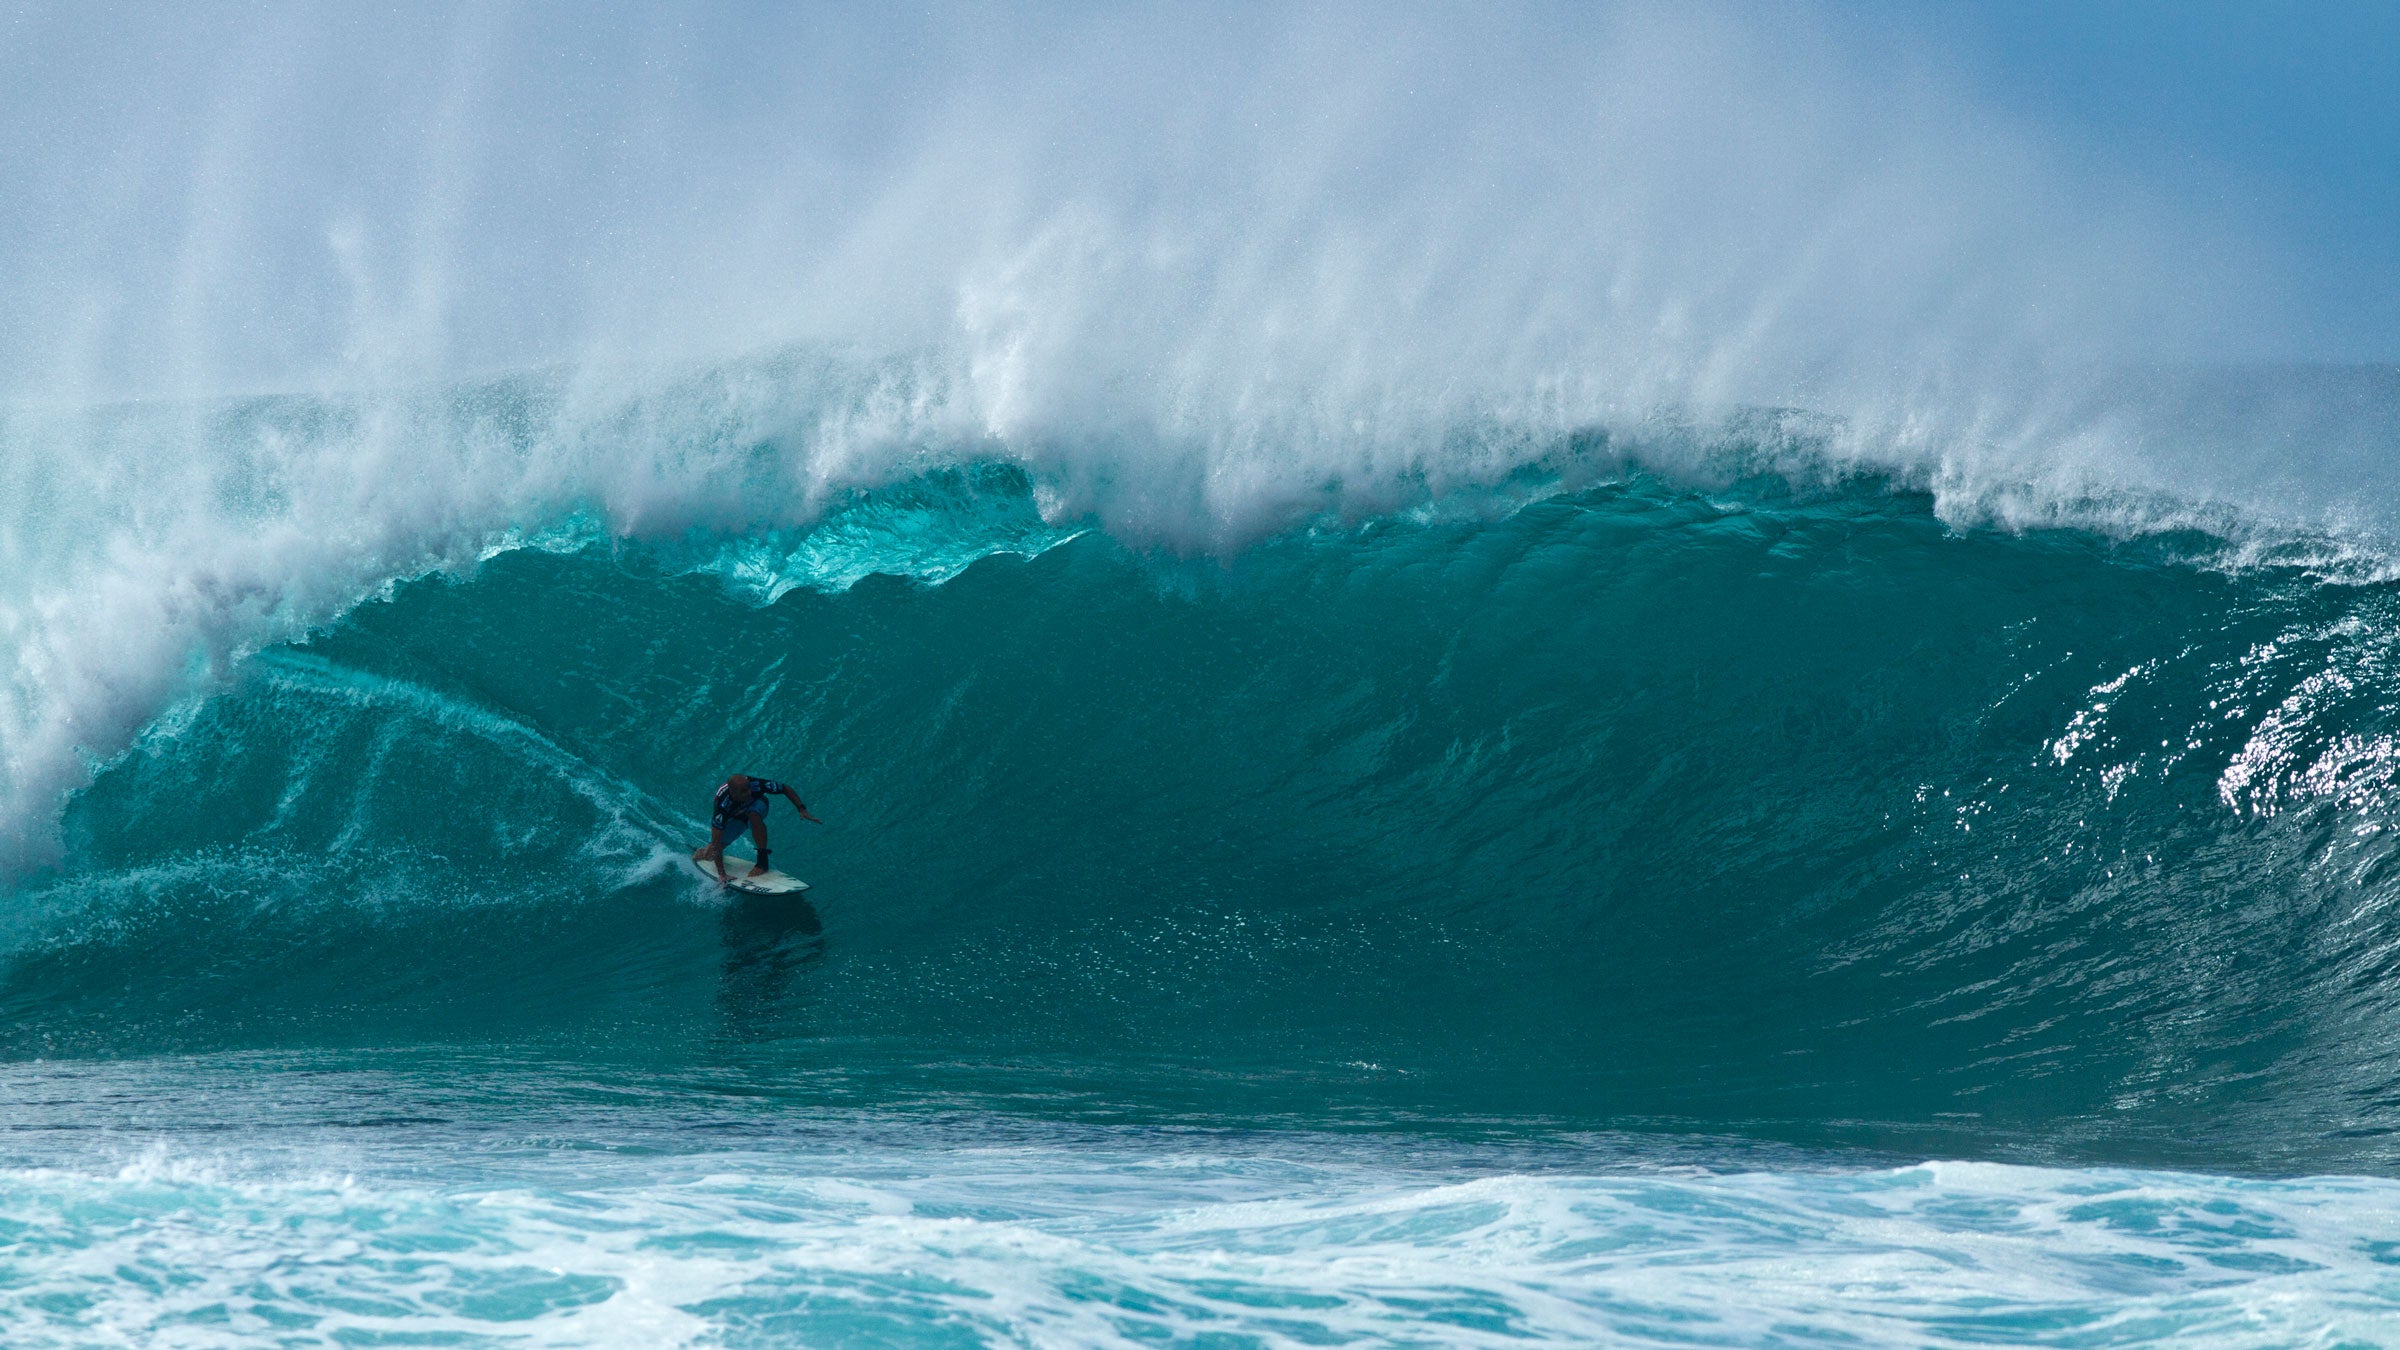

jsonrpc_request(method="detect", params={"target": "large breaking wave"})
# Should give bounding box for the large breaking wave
[10,423,2400,1171]
[15,9,2400,1345]
[6,2,2400,1182]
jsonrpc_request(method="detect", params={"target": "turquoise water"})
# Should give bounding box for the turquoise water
[9,1056,2400,1346]
[9,3,2400,1338]
[10,414,2400,1341]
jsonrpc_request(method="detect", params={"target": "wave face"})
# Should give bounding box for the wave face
[11,449,2400,1171]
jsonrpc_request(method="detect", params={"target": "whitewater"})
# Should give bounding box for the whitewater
[8,3,2400,1346]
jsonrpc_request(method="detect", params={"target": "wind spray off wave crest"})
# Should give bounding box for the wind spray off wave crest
[1,2,2315,436]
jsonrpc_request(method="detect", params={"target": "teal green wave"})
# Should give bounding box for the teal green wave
[10,466,2400,1170]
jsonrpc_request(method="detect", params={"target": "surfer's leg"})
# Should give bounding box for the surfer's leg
[746,815,770,875]
[694,824,732,864]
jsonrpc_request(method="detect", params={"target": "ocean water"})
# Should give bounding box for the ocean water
[10,388,2400,1343]
[10,1056,2400,1348]
[9,7,2400,1344]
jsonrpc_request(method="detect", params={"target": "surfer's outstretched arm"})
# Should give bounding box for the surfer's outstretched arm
[782,785,821,823]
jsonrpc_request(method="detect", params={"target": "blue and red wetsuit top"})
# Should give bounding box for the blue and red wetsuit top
[712,778,787,834]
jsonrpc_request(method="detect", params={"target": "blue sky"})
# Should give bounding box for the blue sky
[1891,0,2400,358]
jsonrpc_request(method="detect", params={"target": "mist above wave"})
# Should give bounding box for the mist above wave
[3,3,2308,408]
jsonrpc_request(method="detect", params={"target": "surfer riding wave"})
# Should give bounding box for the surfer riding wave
[694,774,819,883]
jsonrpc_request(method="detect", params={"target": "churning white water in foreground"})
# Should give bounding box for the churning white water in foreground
[6,1058,2399,1349]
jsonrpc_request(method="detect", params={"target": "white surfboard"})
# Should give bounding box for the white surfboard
[695,854,811,895]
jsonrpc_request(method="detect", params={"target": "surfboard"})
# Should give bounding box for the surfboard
[695,854,811,895]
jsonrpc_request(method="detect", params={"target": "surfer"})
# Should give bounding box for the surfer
[694,774,819,883]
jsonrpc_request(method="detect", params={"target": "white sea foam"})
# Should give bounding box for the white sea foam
[5,1136,2399,1348]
